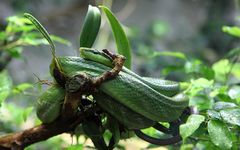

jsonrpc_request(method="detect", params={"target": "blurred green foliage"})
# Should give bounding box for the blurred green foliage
[0,3,240,150]
[0,14,71,149]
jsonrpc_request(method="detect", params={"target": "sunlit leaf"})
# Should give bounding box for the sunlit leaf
[220,109,240,126]
[213,102,238,111]
[191,78,214,88]
[152,51,187,60]
[1,103,25,125]
[210,86,228,97]
[100,5,132,69]
[231,63,240,78]
[12,83,34,94]
[185,59,215,79]
[6,16,34,33]
[212,59,231,82]
[66,144,83,150]
[222,26,240,38]
[142,127,159,137]
[207,110,221,120]
[228,86,240,99]
[180,144,194,150]
[189,94,213,110]
[180,114,205,140]
[208,120,232,149]
[185,59,202,73]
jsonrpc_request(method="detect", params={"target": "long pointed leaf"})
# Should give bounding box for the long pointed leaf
[24,13,56,56]
[100,6,132,69]
[80,5,101,48]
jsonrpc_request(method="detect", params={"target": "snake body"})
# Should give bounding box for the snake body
[53,56,188,123]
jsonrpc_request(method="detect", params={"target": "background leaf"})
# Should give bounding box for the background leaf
[100,6,132,69]
[80,5,101,48]
[213,102,238,111]
[151,51,187,60]
[220,109,240,126]
[208,119,233,149]
[0,70,12,106]
[180,114,205,140]
[12,83,34,95]
[222,26,240,38]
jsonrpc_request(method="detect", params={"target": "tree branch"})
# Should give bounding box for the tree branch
[0,114,85,150]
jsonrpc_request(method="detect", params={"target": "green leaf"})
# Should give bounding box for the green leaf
[231,63,240,79]
[185,60,215,79]
[191,78,214,88]
[208,120,232,149]
[82,120,107,150]
[189,94,214,110]
[7,47,23,58]
[0,70,12,106]
[196,141,220,150]
[180,114,205,140]
[16,83,33,90]
[222,26,240,38]
[80,5,101,48]
[12,83,34,94]
[151,21,169,37]
[1,103,28,125]
[210,86,228,97]
[22,106,33,122]
[0,31,7,40]
[6,16,34,33]
[0,91,10,106]
[213,102,238,111]
[212,59,231,82]
[220,109,240,126]
[107,116,120,147]
[152,51,187,60]
[142,127,160,137]
[228,86,240,99]
[0,71,12,92]
[24,13,56,56]
[180,144,194,150]
[66,144,83,150]
[100,5,132,69]
[207,110,221,120]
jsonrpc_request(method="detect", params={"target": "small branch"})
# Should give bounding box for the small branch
[92,49,126,86]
